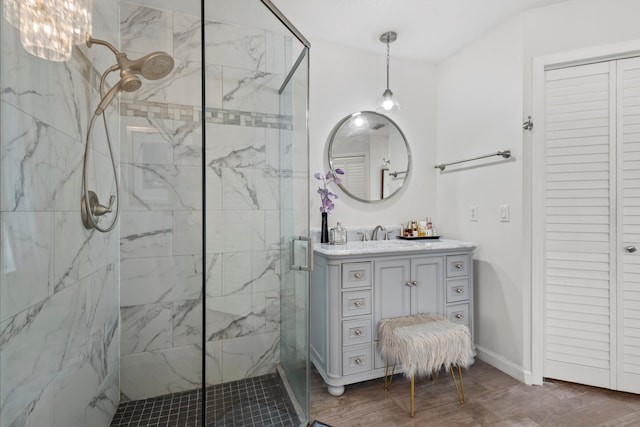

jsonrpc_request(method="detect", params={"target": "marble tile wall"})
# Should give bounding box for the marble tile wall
[118,1,293,401]
[0,1,121,426]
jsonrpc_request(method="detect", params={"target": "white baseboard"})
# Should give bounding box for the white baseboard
[475,345,528,383]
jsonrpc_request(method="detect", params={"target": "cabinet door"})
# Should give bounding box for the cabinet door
[374,258,411,340]
[373,258,411,369]
[411,256,444,315]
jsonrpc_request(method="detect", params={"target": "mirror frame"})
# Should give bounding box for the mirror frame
[327,111,411,203]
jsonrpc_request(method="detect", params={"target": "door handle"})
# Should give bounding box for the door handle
[626,245,637,253]
[290,236,313,271]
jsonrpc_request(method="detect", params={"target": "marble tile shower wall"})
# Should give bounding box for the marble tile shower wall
[118,2,292,401]
[0,1,120,426]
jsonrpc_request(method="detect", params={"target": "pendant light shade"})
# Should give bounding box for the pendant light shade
[378,31,399,112]
[3,0,92,62]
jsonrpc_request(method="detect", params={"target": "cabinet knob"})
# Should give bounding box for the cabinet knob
[354,300,362,307]
[455,263,464,270]
[354,357,363,365]
[455,288,464,294]
[353,272,363,279]
[354,329,362,336]
[405,281,413,287]
[455,313,463,319]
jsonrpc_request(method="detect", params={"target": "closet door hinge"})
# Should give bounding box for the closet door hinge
[523,115,534,131]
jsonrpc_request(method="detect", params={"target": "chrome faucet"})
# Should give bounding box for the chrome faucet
[371,225,386,240]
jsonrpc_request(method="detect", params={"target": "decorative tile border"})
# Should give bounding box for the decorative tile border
[121,100,293,130]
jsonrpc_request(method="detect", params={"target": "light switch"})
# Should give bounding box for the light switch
[470,205,478,222]
[500,204,510,222]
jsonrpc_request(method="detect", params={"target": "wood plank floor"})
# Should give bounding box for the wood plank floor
[310,360,640,426]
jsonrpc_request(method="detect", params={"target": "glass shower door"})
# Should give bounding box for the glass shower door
[279,46,311,426]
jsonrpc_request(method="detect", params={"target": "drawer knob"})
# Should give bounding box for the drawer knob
[455,288,463,294]
[455,263,464,270]
[354,272,362,279]
[354,357,363,365]
[354,300,362,307]
[455,313,463,319]
[405,281,413,287]
[354,329,362,336]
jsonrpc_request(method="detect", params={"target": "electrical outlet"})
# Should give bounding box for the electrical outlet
[470,205,478,222]
[500,204,510,222]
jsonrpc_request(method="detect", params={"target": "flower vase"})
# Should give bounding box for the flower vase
[321,212,329,243]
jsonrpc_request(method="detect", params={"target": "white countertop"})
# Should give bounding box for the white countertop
[313,238,476,256]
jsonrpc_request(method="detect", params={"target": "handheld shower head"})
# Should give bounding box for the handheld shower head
[95,73,141,115]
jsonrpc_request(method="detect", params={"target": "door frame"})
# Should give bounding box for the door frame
[529,39,640,386]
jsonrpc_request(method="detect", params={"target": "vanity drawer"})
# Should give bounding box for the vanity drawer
[446,278,470,303]
[446,303,470,326]
[446,255,470,278]
[342,318,372,347]
[343,346,373,375]
[342,262,372,289]
[342,290,372,317]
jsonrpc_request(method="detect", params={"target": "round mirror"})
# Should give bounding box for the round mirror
[328,111,411,202]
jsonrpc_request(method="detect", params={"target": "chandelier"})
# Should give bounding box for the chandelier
[3,0,92,62]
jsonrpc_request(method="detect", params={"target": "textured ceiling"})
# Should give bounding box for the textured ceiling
[270,0,570,62]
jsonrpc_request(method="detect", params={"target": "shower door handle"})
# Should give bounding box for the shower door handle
[290,236,313,272]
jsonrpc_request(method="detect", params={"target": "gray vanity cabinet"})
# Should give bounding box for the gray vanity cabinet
[373,256,444,369]
[310,242,475,396]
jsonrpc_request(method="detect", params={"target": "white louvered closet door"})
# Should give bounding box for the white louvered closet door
[543,62,616,389]
[543,58,640,394]
[617,57,640,394]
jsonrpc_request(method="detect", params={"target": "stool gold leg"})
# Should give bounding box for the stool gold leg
[384,361,396,391]
[449,365,465,404]
[410,374,415,418]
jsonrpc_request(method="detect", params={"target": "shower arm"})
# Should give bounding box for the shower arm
[87,37,121,56]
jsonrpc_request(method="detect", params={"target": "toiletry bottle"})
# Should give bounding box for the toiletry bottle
[333,222,347,245]
[426,217,433,236]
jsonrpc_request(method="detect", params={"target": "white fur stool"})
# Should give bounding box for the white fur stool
[378,313,475,417]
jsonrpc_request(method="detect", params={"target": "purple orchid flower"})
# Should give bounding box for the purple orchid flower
[314,169,344,213]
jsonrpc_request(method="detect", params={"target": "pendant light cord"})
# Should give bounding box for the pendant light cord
[386,38,390,90]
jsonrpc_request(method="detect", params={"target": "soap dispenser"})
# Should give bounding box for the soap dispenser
[329,222,347,245]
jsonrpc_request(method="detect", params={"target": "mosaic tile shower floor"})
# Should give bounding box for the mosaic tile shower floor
[109,373,299,427]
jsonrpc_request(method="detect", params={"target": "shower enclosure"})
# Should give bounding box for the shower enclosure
[0,0,310,425]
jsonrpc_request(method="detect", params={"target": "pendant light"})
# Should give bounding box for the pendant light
[379,31,399,111]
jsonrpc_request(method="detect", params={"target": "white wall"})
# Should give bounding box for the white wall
[310,40,437,231]
[436,0,640,382]
[436,16,525,379]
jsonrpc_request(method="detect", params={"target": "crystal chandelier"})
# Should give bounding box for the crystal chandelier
[3,0,92,62]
